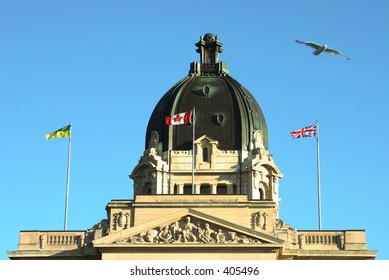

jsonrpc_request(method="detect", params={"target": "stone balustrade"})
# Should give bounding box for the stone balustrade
[300,231,344,249]
[45,233,82,247]
[17,231,87,251]
[296,230,369,251]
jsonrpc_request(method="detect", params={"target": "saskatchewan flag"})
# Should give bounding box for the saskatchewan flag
[46,125,71,140]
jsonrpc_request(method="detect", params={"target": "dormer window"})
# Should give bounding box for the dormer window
[202,147,209,162]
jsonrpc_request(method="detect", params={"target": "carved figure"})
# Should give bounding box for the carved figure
[158,225,172,243]
[253,130,264,150]
[114,216,264,245]
[182,216,197,242]
[199,223,215,243]
[141,229,158,243]
[228,232,242,243]
[240,236,249,243]
[149,131,159,149]
[144,131,160,156]
[88,218,109,240]
[168,221,181,243]
[216,229,226,243]
[274,219,284,230]
[148,147,157,156]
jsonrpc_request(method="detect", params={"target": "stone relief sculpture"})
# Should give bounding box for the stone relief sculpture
[142,229,158,243]
[113,212,130,230]
[158,225,172,243]
[274,218,284,230]
[252,130,264,150]
[199,223,215,243]
[182,216,198,242]
[216,229,226,243]
[146,130,159,156]
[251,212,261,229]
[274,218,297,245]
[115,216,263,245]
[150,131,159,145]
[262,213,268,230]
[84,219,110,248]
[252,130,268,157]
[274,218,293,231]
[171,221,183,243]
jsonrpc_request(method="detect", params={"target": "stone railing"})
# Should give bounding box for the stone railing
[41,231,86,250]
[298,231,345,250]
[45,233,82,247]
[16,231,87,251]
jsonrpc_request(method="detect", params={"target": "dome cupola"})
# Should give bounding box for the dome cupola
[132,33,281,200]
[146,33,268,152]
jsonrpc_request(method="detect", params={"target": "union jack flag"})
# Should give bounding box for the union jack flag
[290,123,317,139]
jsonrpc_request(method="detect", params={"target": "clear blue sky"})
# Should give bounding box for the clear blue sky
[1,1,388,260]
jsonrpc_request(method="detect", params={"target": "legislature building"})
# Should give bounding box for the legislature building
[8,33,377,260]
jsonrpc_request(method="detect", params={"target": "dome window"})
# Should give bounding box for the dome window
[216,113,225,125]
[202,85,211,96]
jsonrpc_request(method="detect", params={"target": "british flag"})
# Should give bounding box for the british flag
[290,123,317,139]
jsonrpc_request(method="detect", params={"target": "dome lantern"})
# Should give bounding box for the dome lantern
[190,33,229,76]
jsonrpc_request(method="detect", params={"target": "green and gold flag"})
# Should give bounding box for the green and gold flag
[46,125,71,140]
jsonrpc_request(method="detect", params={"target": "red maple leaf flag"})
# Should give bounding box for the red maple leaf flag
[164,110,193,126]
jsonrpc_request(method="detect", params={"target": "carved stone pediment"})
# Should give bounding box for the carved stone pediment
[114,215,263,245]
[194,135,218,145]
[93,209,283,247]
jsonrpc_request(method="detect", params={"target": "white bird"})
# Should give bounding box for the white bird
[295,40,350,60]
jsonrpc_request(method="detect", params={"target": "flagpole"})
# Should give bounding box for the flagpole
[192,107,195,194]
[64,122,72,231]
[316,120,322,230]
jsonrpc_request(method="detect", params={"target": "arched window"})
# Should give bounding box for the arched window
[258,188,264,200]
[258,182,270,200]
[144,182,152,194]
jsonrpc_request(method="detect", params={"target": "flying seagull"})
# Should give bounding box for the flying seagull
[295,40,350,60]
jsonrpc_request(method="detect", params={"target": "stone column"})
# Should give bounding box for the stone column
[298,234,305,249]
[177,184,184,194]
[39,234,47,249]
[227,183,233,194]
[173,184,184,194]
[194,184,201,194]
[210,184,217,194]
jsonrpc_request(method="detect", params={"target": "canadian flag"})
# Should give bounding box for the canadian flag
[164,110,192,126]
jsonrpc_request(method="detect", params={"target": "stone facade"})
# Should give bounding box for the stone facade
[9,195,376,260]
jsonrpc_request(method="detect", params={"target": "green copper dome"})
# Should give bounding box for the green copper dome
[146,33,268,152]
